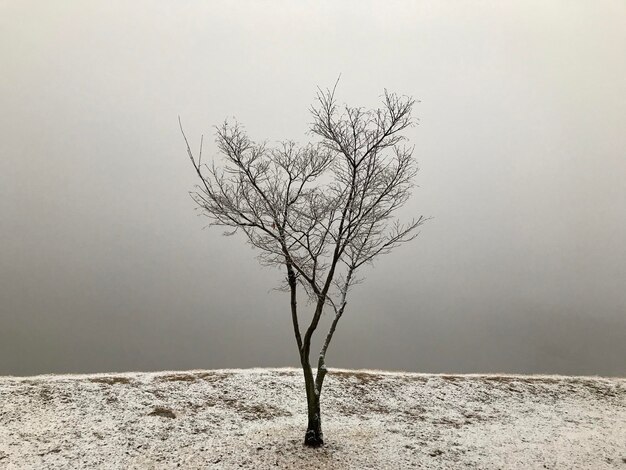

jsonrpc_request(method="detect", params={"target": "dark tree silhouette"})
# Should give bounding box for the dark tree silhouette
[181,82,426,447]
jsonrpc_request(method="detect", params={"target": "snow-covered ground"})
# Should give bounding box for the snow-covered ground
[1,368,624,469]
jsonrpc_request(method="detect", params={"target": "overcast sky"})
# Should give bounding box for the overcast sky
[1,1,625,376]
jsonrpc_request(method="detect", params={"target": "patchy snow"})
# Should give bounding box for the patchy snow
[1,368,624,469]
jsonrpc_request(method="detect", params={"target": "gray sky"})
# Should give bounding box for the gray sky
[1,0,625,376]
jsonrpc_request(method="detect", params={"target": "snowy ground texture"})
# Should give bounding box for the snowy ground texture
[1,368,625,469]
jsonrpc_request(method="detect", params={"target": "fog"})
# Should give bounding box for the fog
[1,1,625,377]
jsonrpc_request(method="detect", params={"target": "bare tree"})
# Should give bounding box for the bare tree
[181,82,426,447]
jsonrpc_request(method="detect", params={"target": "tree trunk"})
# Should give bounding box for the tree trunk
[301,362,324,447]
[304,384,323,447]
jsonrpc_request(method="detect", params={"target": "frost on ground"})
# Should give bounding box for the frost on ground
[0,368,624,469]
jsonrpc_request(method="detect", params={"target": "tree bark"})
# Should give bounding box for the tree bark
[305,400,323,447]
[303,369,323,447]
[301,360,324,447]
